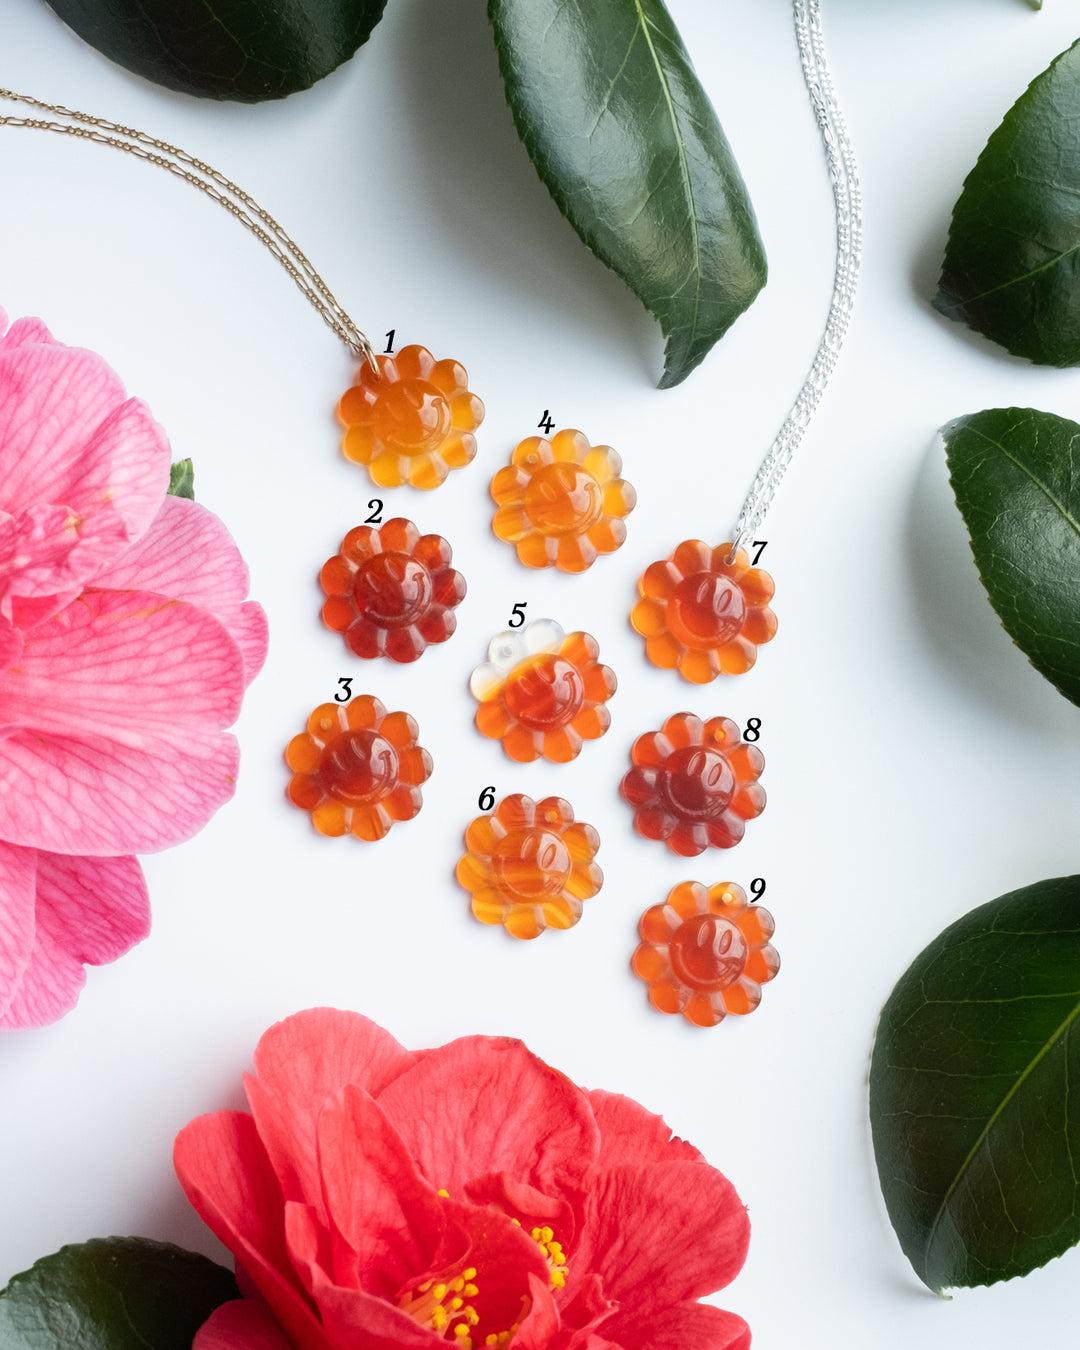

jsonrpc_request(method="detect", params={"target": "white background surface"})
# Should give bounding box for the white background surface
[1,0,1080,1345]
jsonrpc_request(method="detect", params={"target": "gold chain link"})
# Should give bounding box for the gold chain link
[0,87,378,372]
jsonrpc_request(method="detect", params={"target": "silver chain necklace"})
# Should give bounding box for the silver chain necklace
[728,0,862,558]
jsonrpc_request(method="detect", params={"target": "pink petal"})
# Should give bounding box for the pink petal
[0,613,23,667]
[0,342,168,551]
[378,1037,600,1197]
[87,495,268,683]
[194,1298,314,1350]
[0,501,129,603]
[0,587,244,854]
[0,851,149,1030]
[572,1162,749,1315]
[175,1111,329,1350]
[10,591,80,632]
[600,1301,751,1350]
[0,840,37,1022]
[229,602,270,688]
[246,1010,418,1217]
[0,314,58,352]
[315,1084,445,1297]
[587,1090,704,1168]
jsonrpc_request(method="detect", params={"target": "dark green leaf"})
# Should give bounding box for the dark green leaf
[488,0,766,388]
[870,876,1080,1293]
[942,407,1080,707]
[44,0,387,102]
[935,40,1080,363]
[0,1237,239,1348]
[167,458,195,501]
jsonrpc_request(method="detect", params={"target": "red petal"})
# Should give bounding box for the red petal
[283,1224,436,1350]
[194,1298,316,1350]
[378,1037,599,1196]
[315,1084,446,1297]
[309,1280,440,1350]
[174,1110,327,1350]
[572,1162,749,1314]
[601,1301,750,1350]
[417,1200,548,1340]
[512,1273,561,1350]
[246,1010,418,1218]
[465,1172,574,1233]
[587,1091,703,1168]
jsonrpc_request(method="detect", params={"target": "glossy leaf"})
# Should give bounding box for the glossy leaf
[488,0,766,388]
[44,0,388,102]
[935,40,1080,363]
[942,407,1080,707]
[167,458,195,501]
[0,1237,239,1347]
[870,876,1080,1292]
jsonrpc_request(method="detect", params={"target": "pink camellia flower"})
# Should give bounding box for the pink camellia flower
[175,1009,751,1350]
[0,310,267,1028]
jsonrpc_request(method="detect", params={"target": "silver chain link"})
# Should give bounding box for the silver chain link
[728,0,862,557]
[0,87,379,371]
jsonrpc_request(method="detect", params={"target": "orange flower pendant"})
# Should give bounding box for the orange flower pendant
[631,541,777,681]
[337,344,484,489]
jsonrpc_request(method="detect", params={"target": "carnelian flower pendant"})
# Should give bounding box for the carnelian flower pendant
[337,344,484,488]
[457,793,602,939]
[632,540,776,681]
[490,428,635,572]
[320,518,465,662]
[633,881,779,1026]
[621,713,765,856]
[470,619,616,763]
[286,695,432,840]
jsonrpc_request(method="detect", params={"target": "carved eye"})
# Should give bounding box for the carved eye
[519,834,562,871]
[696,922,734,958]
[685,749,726,790]
[697,577,737,617]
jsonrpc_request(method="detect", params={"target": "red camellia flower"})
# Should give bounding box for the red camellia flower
[175,1009,751,1350]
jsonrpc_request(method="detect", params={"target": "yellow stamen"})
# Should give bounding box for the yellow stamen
[397,1271,480,1344]
[527,1222,569,1291]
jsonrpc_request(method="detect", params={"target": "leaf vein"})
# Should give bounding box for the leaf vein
[924,993,1080,1265]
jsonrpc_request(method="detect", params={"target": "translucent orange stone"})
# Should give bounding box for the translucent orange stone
[633,881,779,1026]
[470,619,616,763]
[320,518,466,662]
[490,428,636,571]
[631,541,777,681]
[620,712,765,856]
[285,694,432,840]
[456,794,602,939]
[337,344,484,489]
